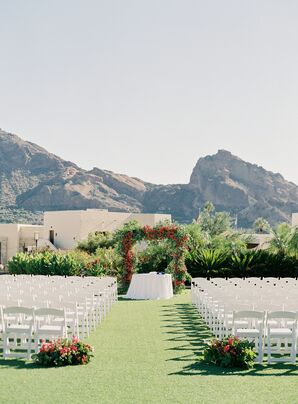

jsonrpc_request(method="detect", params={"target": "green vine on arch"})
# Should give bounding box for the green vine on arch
[114,221,189,292]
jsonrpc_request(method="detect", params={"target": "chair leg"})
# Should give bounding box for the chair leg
[267,334,271,364]
[3,333,9,359]
[257,336,263,363]
[27,337,32,360]
[34,335,39,353]
[290,338,297,364]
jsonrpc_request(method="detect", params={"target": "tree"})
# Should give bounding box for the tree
[197,202,232,237]
[289,227,298,254]
[253,217,271,234]
[77,231,115,254]
[269,223,294,255]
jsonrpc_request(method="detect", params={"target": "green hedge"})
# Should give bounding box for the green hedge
[7,249,121,278]
[186,249,298,278]
[8,251,84,276]
[8,248,298,280]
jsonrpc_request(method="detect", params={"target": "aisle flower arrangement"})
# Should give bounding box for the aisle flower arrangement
[32,337,94,367]
[114,221,189,292]
[203,336,256,369]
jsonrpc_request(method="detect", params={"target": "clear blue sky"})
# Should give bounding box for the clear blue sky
[0,0,297,185]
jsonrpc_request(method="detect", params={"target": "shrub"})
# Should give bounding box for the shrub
[8,248,123,279]
[7,251,84,276]
[32,337,94,366]
[186,249,298,279]
[203,336,256,369]
[229,251,256,275]
[186,248,228,278]
[84,247,122,278]
[137,241,171,274]
[77,232,115,254]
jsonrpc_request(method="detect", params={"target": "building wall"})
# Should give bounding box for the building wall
[44,209,172,250]
[0,224,45,264]
[292,213,298,227]
[18,225,44,252]
[129,213,171,227]
[79,210,131,241]
[44,210,83,250]
[0,224,19,263]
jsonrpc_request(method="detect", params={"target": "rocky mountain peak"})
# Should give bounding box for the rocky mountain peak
[0,129,297,227]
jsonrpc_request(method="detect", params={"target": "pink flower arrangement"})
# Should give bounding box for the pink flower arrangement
[203,336,256,369]
[32,337,94,367]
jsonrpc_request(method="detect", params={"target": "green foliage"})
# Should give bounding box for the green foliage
[84,247,122,278]
[184,204,298,279]
[7,251,84,276]
[208,231,248,253]
[77,231,115,254]
[197,202,232,237]
[203,337,256,369]
[7,248,122,279]
[289,227,298,253]
[269,223,298,255]
[230,251,255,273]
[253,217,271,234]
[187,248,228,277]
[184,222,206,251]
[138,241,171,273]
[187,249,298,278]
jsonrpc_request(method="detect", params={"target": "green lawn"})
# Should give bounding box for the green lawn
[1,292,298,404]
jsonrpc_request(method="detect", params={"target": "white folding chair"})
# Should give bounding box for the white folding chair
[3,306,34,359]
[266,311,297,364]
[232,310,265,363]
[34,308,67,352]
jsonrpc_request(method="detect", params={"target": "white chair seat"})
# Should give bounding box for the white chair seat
[268,328,293,337]
[6,324,31,333]
[236,328,261,337]
[37,325,63,333]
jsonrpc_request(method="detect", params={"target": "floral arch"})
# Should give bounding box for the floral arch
[114,221,189,292]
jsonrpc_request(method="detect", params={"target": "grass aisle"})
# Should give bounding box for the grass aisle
[1,292,298,403]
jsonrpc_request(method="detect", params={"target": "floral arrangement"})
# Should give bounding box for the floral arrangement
[32,337,94,367]
[203,336,256,369]
[113,221,189,292]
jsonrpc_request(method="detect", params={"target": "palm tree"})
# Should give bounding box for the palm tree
[269,223,297,255]
[253,217,270,234]
[289,227,298,254]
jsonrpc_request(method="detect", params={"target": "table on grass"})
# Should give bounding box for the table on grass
[126,273,173,300]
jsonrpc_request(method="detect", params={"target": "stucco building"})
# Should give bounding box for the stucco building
[0,223,43,264]
[0,210,171,264]
[43,209,171,250]
[292,213,298,227]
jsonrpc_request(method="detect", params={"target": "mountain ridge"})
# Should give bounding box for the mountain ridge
[0,128,297,227]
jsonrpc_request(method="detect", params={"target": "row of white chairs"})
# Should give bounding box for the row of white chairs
[191,277,298,363]
[0,275,117,359]
[1,307,67,359]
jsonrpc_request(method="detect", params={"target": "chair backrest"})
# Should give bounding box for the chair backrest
[266,311,298,331]
[34,308,66,330]
[35,308,65,317]
[2,306,35,330]
[233,310,265,331]
[233,310,265,320]
[267,311,297,320]
[3,306,34,316]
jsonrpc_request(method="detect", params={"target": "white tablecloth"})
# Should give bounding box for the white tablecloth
[126,273,173,300]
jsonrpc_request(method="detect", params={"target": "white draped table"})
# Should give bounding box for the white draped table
[126,273,173,300]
